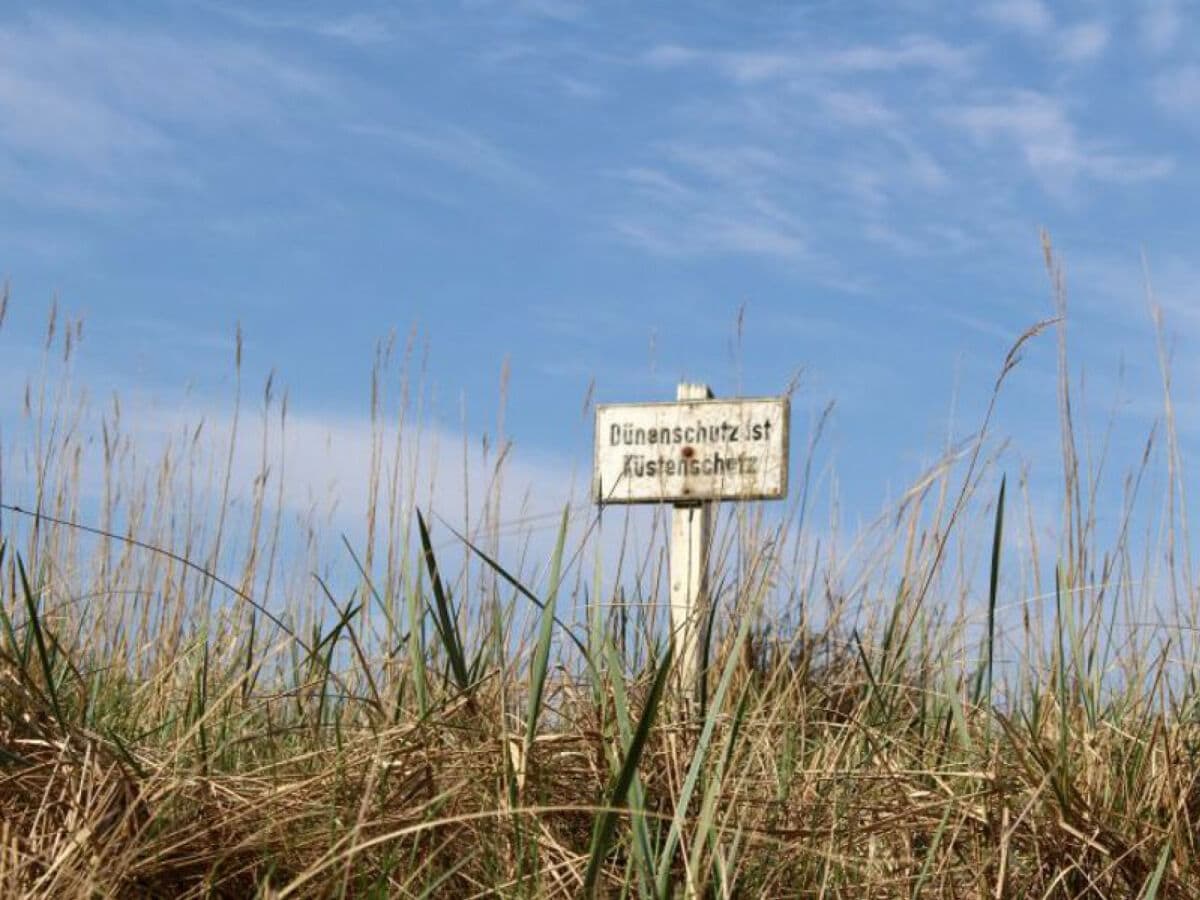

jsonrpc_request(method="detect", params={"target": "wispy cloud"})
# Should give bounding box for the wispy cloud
[514,0,589,22]
[200,4,399,45]
[950,91,1173,192]
[312,14,395,44]
[978,3,1109,64]
[558,76,607,100]
[979,0,1053,37]
[644,34,973,83]
[0,225,89,263]
[2,387,585,580]
[629,35,984,263]
[0,15,333,209]
[612,208,807,261]
[819,90,897,127]
[348,123,540,191]
[1153,65,1200,118]
[1140,0,1183,54]
[0,17,329,133]
[1057,22,1110,64]
[822,36,972,76]
[0,67,168,170]
[609,141,808,261]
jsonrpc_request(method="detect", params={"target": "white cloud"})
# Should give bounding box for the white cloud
[610,140,808,261]
[979,3,1109,64]
[662,143,784,186]
[0,226,88,263]
[979,0,1054,36]
[200,5,399,45]
[952,91,1173,191]
[514,0,588,21]
[612,212,806,261]
[1057,22,1110,63]
[821,35,973,76]
[703,220,807,257]
[1140,0,1183,54]
[0,17,329,134]
[0,69,167,170]
[643,34,972,83]
[1154,65,1200,117]
[618,166,694,201]
[0,16,332,208]
[313,14,395,45]
[641,43,698,68]
[0,376,585,583]
[347,123,540,191]
[820,90,897,126]
[634,40,973,261]
[558,76,607,100]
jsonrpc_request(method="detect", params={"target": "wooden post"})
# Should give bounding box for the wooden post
[669,382,712,702]
[595,383,788,703]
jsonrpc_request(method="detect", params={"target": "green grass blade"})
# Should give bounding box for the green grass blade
[16,554,64,726]
[523,506,570,782]
[415,509,471,692]
[584,642,673,897]
[686,682,752,892]
[308,598,360,733]
[655,578,764,898]
[406,568,429,719]
[974,474,1005,708]
[314,574,384,718]
[440,519,591,660]
[909,803,953,899]
[0,540,20,661]
[605,641,656,897]
[1140,841,1172,900]
[342,534,403,653]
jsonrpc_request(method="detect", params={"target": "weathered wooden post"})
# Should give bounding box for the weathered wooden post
[669,382,713,698]
[594,383,790,702]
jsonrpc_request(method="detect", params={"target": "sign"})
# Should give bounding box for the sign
[594,396,789,504]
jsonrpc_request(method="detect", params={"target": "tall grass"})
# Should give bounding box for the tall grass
[2,244,1199,898]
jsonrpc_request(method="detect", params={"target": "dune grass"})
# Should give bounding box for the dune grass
[2,245,1199,898]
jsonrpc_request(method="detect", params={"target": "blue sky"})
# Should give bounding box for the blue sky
[2,0,1199,552]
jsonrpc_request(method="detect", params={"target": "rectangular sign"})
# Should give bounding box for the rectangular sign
[594,396,789,504]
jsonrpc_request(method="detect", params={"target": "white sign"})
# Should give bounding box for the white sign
[594,396,789,504]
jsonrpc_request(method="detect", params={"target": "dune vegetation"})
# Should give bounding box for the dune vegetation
[2,243,1199,898]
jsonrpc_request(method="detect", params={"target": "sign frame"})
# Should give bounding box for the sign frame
[593,394,791,505]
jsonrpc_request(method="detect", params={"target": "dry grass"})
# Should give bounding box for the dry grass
[2,243,1199,898]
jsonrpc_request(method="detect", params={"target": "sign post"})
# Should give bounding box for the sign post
[669,383,713,698]
[594,384,789,701]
